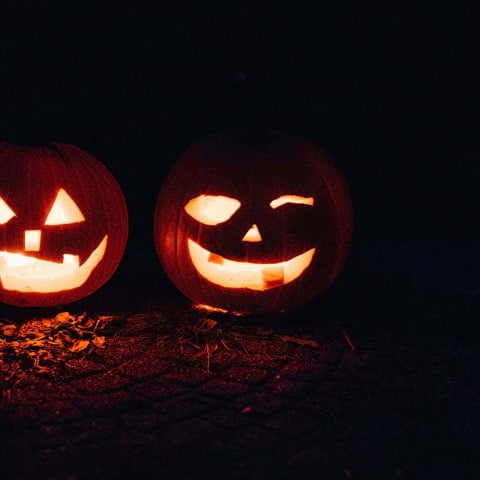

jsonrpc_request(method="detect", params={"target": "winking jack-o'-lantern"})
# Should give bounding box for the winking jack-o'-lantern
[0,141,129,307]
[153,128,353,315]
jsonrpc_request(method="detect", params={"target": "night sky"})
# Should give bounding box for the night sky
[0,2,478,266]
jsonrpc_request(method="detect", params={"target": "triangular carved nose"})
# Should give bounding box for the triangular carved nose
[242,224,262,242]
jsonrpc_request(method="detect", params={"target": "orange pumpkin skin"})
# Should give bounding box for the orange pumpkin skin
[153,128,353,315]
[0,142,129,307]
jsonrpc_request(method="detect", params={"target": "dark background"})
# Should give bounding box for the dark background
[0,2,478,308]
[1,5,480,479]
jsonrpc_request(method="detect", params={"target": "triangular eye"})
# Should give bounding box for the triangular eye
[45,188,86,225]
[0,196,16,224]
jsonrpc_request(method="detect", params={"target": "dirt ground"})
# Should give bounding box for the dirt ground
[1,240,479,480]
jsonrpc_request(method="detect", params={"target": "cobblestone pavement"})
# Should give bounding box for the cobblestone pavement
[1,243,479,480]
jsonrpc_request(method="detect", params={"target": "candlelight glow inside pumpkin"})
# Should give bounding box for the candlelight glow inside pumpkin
[185,194,316,290]
[0,142,129,307]
[0,188,107,293]
[154,128,353,315]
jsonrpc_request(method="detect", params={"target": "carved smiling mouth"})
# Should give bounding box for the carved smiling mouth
[0,236,107,293]
[188,239,315,290]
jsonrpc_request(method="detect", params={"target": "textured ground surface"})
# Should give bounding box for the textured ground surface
[1,239,479,480]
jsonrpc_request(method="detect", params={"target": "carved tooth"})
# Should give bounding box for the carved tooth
[262,265,284,289]
[208,252,224,265]
[63,254,80,268]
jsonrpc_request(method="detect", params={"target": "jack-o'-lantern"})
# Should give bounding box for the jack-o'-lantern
[153,128,353,315]
[0,141,129,307]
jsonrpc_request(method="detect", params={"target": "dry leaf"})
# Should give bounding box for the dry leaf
[96,315,116,326]
[69,339,90,353]
[55,311,75,323]
[41,318,56,328]
[0,324,17,337]
[1,311,120,380]
[92,336,106,348]
[277,335,318,348]
[197,318,218,332]
[79,316,96,329]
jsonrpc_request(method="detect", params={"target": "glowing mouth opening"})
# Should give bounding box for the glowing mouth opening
[0,235,107,293]
[187,239,315,290]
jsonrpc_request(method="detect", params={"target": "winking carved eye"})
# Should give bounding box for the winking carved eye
[184,193,316,290]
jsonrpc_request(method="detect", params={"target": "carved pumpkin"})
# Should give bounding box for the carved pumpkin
[153,128,353,314]
[0,141,129,307]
